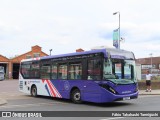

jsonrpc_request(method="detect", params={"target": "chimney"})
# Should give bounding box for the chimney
[76,48,84,52]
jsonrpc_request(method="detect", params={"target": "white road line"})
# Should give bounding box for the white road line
[100,117,125,120]
[139,95,160,98]
[0,102,67,109]
[2,97,32,100]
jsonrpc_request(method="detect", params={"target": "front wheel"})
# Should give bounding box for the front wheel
[31,85,37,97]
[71,89,82,104]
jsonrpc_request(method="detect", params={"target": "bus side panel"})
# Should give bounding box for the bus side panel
[53,80,86,99]
[50,80,102,103]
[100,89,138,103]
[19,80,30,94]
[81,81,102,103]
[19,79,50,97]
[37,79,62,98]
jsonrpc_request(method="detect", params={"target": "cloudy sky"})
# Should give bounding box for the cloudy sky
[0,0,160,58]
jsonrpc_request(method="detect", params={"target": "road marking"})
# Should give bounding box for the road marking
[2,97,32,100]
[139,95,160,98]
[100,117,125,120]
[0,102,67,109]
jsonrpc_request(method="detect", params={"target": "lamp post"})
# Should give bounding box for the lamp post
[49,49,52,56]
[149,53,153,73]
[113,11,120,49]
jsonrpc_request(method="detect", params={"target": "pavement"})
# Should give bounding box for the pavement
[0,90,159,106]
[0,98,7,106]
[138,89,160,95]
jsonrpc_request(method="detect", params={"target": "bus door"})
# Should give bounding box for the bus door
[82,59,102,101]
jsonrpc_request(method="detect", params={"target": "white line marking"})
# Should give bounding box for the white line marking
[100,117,125,120]
[0,102,67,109]
[139,95,160,98]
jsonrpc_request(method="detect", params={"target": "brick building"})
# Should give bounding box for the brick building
[136,57,160,78]
[0,45,48,79]
[0,55,10,78]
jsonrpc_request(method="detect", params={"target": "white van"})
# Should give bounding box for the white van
[0,66,5,80]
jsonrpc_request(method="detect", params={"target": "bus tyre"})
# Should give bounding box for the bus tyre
[31,85,37,97]
[71,89,82,104]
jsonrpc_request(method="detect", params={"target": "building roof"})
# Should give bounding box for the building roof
[0,54,9,62]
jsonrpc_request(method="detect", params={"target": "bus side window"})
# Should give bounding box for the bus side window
[41,64,51,79]
[87,59,101,80]
[21,62,31,79]
[31,62,40,78]
[51,63,58,79]
[58,64,67,80]
[68,62,82,80]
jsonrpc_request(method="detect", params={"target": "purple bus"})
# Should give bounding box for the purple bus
[19,48,138,103]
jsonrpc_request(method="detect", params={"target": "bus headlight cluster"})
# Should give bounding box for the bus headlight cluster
[99,84,117,94]
[109,87,116,94]
[135,87,139,92]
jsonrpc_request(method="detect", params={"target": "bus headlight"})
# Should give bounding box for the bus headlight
[135,87,139,92]
[109,87,116,94]
[99,84,117,94]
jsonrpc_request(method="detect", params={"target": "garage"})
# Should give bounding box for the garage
[12,63,20,79]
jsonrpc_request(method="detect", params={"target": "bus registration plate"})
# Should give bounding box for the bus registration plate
[123,97,130,100]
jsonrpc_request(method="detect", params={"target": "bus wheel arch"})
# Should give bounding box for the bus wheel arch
[70,87,82,104]
[31,84,37,97]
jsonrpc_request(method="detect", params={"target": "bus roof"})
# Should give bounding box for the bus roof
[21,48,134,62]
[105,48,135,60]
[41,49,107,60]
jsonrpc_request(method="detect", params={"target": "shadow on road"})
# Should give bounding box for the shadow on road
[30,95,133,108]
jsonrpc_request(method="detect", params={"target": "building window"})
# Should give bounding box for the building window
[26,55,32,59]
[142,64,155,69]
[33,53,40,58]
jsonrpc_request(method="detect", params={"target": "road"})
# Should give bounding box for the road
[0,80,160,120]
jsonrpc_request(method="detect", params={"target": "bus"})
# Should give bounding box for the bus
[19,48,138,103]
[0,66,5,80]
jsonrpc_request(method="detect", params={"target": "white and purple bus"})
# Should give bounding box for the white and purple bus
[19,48,138,103]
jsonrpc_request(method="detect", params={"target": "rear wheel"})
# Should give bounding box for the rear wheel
[71,89,82,104]
[31,85,37,97]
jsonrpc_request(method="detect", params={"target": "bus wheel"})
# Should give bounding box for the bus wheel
[71,89,82,104]
[31,85,37,97]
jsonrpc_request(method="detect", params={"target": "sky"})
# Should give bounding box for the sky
[0,0,160,59]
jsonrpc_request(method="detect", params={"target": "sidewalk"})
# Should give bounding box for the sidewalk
[139,89,160,95]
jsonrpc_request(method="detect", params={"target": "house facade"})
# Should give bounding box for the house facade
[0,45,48,79]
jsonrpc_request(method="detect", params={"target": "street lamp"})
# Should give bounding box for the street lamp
[113,11,120,49]
[149,53,153,73]
[49,49,52,56]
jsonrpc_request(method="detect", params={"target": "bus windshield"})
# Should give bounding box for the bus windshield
[103,58,137,84]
